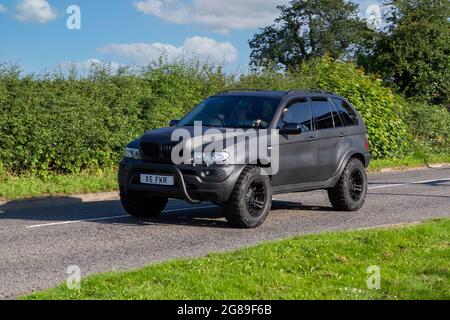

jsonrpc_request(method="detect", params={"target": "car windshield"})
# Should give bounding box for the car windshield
[178,96,281,129]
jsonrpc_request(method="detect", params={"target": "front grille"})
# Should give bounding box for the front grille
[161,144,173,159]
[141,142,160,158]
[140,142,182,163]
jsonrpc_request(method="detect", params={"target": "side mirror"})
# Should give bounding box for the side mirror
[280,122,303,135]
[169,119,180,127]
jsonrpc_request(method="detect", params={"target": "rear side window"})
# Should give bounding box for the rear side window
[331,98,359,126]
[311,98,335,130]
[329,99,344,127]
[280,99,312,132]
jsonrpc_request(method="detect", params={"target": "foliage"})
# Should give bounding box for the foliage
[247,0,449,104]
[361,0,450,105]
[249,0,371,68]
[138,62,229,130]
[404,101,450,153]
[0,62,225,175]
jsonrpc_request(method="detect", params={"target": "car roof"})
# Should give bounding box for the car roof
[215,90,288,98]
[214,89,341,99]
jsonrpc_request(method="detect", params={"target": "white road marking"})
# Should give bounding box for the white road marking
[368,178,450,190]
[24,177,450,229]
[25,205,218,229]
[25,215,129,229]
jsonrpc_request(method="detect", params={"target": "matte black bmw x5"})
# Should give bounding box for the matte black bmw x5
[119,90,371,228]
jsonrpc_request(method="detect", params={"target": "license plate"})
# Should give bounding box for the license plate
[139,174,174,186]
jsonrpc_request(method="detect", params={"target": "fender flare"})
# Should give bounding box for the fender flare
[334,150,369,181]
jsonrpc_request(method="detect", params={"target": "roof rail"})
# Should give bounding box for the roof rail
[217,88,270,94]
[285,89,338,96]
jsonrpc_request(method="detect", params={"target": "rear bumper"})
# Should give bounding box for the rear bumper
[118,159,245,203]
[363,152,372,168]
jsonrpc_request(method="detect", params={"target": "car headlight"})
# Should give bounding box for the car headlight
[123,147,142,160]
[193,151,230,164]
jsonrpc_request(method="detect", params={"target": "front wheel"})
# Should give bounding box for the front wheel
[120,189,168,218]
[328,158,367,211]
[223,166,272,228]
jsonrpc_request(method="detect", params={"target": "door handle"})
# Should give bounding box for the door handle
[308,136,316,142]
[339,132,345,138]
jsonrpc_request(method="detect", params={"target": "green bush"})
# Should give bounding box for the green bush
[404,101,450,154]
[139,63,227,129]
[0,62,226,175]
[0,58,444,176]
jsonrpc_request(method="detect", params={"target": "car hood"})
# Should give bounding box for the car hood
[139,126,276,150]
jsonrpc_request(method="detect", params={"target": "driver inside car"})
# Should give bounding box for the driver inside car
[233,100,267,128]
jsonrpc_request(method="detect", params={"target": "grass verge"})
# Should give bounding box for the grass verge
[24,219,450,300]
[369,153,450,172]
[0,168,117,201]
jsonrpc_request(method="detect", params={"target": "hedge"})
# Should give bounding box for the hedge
[0,63,224,175]
[0,58,446,176]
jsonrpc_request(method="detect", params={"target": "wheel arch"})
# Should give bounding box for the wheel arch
[330,151,369,188]
[349,152,367,167]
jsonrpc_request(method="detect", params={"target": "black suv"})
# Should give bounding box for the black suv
[119,90,371,228]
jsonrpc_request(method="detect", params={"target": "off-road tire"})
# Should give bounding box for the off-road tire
[328,158,367,211]
[223,166,272,228]
[120,189,168,218]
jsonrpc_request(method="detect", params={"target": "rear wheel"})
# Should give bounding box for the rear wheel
[328,158,367,211]
[223,166,272,228]
[120,189,168,218]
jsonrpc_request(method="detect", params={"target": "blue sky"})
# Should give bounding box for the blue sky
[0,0,381,74]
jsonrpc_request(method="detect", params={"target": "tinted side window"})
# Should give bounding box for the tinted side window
[311,98,334,130]
[329,99,344,127]
[281,99,312,132]
[331,98,358,126]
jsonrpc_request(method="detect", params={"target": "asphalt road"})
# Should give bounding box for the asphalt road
[1,168,449,298]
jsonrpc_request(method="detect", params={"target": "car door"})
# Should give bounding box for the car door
[271,98,318,186]
[310,97,344,181]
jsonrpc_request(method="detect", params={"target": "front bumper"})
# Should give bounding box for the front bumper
[118,159,245,203]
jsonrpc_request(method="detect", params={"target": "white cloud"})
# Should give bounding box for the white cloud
[133,0,288,35]
[98,36,238,65]
[15,0,57,23]
[0,4,6,13]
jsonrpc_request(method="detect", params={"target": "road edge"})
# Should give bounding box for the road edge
[0,191,119,210]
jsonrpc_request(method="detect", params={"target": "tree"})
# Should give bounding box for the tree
[365,0,450,104]
[249,0,370,69]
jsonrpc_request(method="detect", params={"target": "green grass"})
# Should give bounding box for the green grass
[1,153,449,201]
[25,219,450,300]
[0,168,117,201]
[369,153,450,172]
